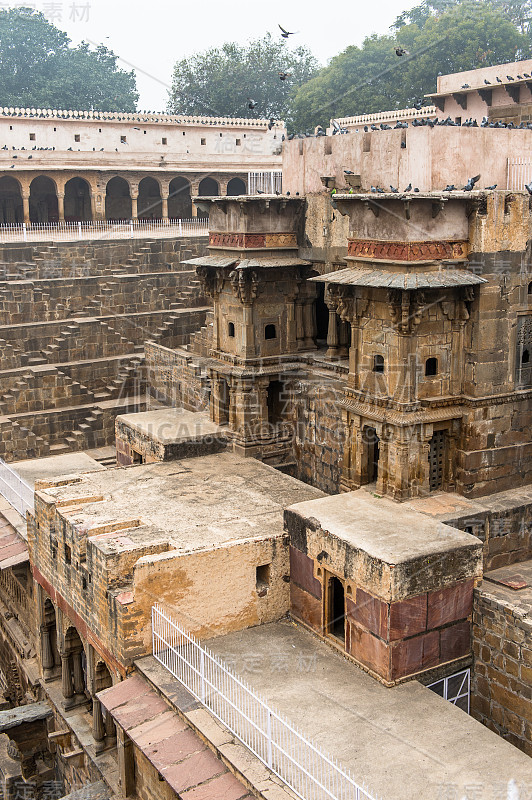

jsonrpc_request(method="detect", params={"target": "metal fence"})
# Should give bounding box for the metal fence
[0,218,209,244]
[0,458,34,517]
[428,668,470,714]
[152,604,379,800]
[507,156,532,190]
[248,170,283,195]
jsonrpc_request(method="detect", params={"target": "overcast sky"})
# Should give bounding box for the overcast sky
[20,0,418,110]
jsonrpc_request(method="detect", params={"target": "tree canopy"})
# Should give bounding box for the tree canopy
[290,1,528,131]
[0,7,138,111]
[167,34,319,126]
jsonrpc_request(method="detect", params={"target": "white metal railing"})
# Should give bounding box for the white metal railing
[0,218,209,244]
[0,458,34,517]
[152,604,379,800]
[507,156,532,190]
[428,668,470,714]
[248,170,282,195]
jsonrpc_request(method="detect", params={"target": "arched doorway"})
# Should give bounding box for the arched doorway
[327,576,345,642]
[138,177,162,219]
[30,176,58,223]
[227,177,246,196]
[0,176,23,223]
[105,176,131,220]
[41,598,60,679]
[93,660,115,750]
[198,177,219,196]
[64,177,92,221]
[63,626,87,706]
[168,176,192,218]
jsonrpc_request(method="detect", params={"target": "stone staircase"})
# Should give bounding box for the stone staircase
[41,320,135,363]
[187,311,214,357]
[0,365,94,416]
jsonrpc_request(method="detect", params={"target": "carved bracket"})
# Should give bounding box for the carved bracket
[388,289,427,333]
[229,268,260,304]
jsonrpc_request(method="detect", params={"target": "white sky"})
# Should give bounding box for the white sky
[15,0,418,110]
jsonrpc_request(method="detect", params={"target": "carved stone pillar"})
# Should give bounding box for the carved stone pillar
[57,193,65,222]
[72,650,85,696]
[105,709,116,742]
[338,319,349,357]
[90,193,96,221]
[22,193,30,224]
[242,303,255,357]
[131,193,138,221]
[303,301,316,349]
[161,191,169,221]
[295,301,305,350]
[326,307,339,359]
[92,697,105,749]
[61,653,74,702]
[41,627,54,674]
[287,298,297,352]
[117,727,135,797]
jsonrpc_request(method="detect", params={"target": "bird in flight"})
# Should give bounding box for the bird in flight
[279,24,297,38]
[485,184,497,190]
[525,181,532,195]
[247,98,257,110]
[279,72,290,81]
[463,174,481,191]
[395,46,409,57]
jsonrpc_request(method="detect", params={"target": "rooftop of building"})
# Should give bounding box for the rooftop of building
[481,558,532,619]
[115,408,225,446]
[202,619,532,800]
[36,453,325,556]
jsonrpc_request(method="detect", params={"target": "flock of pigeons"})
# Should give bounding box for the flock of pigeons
[361,174,497,194]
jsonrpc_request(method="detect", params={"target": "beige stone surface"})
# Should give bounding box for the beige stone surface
[206,619,532,800]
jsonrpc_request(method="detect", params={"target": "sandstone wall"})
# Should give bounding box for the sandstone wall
[472,585,532,756]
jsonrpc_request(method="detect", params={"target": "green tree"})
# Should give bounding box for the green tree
[167,34,319,129]
[291,1,526,131]
[0,7,138,111]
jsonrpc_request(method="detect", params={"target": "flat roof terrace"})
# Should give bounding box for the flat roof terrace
[36,453,324,555]
[205,620,532,800]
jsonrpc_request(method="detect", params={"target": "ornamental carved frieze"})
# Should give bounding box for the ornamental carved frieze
[209,232,297,249]
[348,239,468,261]
[229,268,260,304]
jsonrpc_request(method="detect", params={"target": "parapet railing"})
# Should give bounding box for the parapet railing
[507,156,532,190]
[332,106,439,127]
[152,604,380,800]
[0,218,209,244]
[0,458,34,518]
[0,107,283,128]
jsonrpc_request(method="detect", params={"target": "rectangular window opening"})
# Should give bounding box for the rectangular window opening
[201,138,206,145]
[256,564,271,593]
[162,137,167,145]
[29,133,36,141]
[74,134,80,142]
[236,138,241,146]
[64,543,72,564]
[120,135,127,144]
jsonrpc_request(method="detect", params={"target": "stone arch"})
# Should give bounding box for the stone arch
[168,176,192,218]
[105,176,132,220]
[198,177,219,196]
[227,177,246,196]
[0,175,23,223]
[64,176,92,221]
[138,176,162,219]
[30,175,58,223]
[41,597,60,677]
[63,625,87,702]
